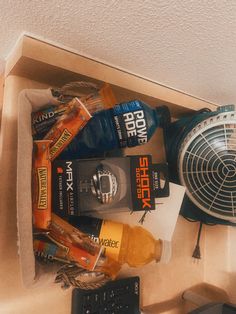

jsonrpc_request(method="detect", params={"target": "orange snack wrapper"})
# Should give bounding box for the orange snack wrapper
[32,140,52,230]
[49,214,103,271]
[44,98,91,160]
[99,83,117,109]
[81,83,117,115]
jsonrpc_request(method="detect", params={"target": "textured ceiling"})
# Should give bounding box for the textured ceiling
[1,1,236,105]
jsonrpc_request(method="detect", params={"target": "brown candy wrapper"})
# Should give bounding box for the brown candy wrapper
[32,140,52,230]
[32,83,116,139]
[49,214,103,271]
[44,98,91,161]
[81,83,117,115]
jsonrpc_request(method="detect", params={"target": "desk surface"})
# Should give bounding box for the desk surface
[0,36,234,313]
[1,73,234,314]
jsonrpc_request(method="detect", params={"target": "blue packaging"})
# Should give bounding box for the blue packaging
[59,100,170,159]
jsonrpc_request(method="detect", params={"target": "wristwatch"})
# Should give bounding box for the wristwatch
[91,164,118,204]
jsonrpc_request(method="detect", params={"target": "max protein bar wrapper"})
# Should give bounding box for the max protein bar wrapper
[44,98,91,161]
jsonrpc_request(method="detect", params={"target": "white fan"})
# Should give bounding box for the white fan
[178,110,236,223]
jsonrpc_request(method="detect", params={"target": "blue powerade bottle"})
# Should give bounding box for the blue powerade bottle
[59,100,170,159]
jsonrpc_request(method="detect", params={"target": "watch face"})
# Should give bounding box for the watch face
[100,176,110,193]
[91,164,118,204]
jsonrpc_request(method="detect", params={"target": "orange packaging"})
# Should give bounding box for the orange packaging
[81,83,117,115]
[99,83,117,108]
[49,214,103,271]
[44,98,91,160]
[32,140,52,230]
[95,255,121,280]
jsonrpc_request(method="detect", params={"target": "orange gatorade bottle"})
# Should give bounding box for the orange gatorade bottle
[69,216,172,267]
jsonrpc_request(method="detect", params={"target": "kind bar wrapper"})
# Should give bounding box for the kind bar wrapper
[44,98,91,161]
[49,214,103,271]
[32,140,52,230]
[32,104,67,139]
[33,238,70,263]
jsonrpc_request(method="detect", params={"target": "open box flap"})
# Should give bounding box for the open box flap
[17,88,59,287]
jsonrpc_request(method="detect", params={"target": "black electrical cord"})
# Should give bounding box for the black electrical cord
[183,216,216,260]
[192,221,203,259]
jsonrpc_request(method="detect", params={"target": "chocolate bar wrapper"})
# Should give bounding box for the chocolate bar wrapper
[32,140,52,230]
[49,214,103,271]
[44,98,91,161]
[81,83,116,115]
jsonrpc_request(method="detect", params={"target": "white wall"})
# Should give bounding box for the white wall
[1,1,236,104]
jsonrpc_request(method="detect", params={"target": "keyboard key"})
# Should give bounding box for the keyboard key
[90,293,100,311]
[71,277,140,314]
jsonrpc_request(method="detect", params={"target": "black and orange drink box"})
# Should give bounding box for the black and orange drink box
[52,155,169,218]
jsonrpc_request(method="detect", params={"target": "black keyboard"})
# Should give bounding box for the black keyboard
[71,276,140,314]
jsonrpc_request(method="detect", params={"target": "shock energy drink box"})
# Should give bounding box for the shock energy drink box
[52,155,169,218]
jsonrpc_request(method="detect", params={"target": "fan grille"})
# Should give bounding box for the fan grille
[178,112,236,222]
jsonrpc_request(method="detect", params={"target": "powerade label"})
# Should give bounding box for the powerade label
[69,216,123,261]
[112,100,148,148]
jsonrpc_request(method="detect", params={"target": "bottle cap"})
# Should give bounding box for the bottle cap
[155,105,171,128]
[160,240,172,263]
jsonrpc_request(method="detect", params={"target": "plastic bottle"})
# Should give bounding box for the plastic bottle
[59,100,170,159]
[69,216,172,267]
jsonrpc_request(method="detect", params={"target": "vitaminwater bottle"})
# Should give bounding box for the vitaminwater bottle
[60,100,170,159]
[69,216,172,267]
